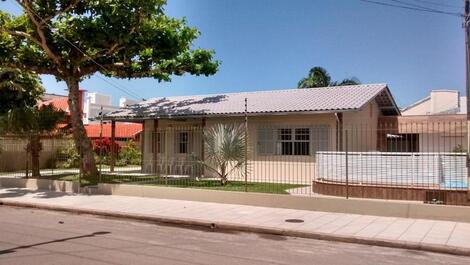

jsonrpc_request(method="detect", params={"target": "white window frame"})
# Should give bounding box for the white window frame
[257,125,330,156]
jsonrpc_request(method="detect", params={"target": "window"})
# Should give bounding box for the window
[151,132,165,154]
[257,126,329,156]
[278,128,293,155]
[294,128,310,155]
[177,132,189,154]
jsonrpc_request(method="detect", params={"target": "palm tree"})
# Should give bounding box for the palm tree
[298,66,360,88]
[0,105,66,178]
[200,124,246,186]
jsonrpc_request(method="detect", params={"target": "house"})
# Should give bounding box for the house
[402,90,466,116]
[103,84,400,181]
[84,122,142,145]
[379,90,467,152]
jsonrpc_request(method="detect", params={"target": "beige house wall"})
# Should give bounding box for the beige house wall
[141,104,382,184]
[206,114,336,184]
[343,101,380,152]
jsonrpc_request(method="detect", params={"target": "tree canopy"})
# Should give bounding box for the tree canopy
[298,66,360,88]
[0,104,66,136]
[0,0,219,178]
[0,0,219,81]
[0,67,43,114]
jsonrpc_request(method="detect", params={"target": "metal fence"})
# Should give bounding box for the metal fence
[0,119,469,205]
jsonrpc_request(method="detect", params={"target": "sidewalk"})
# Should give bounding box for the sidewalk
[1,187,470,256]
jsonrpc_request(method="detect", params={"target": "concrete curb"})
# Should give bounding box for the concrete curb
[1,199,469,257]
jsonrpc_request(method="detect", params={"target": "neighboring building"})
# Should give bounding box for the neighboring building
[119,97,139,108]
[104,84,400,176]
[83,92,140,124]
[83,92,118,124]
[402,90,466,116]
[38,92,83,131]
[40,93,71,113]
[380,90,467,153]
[84,122,142,145]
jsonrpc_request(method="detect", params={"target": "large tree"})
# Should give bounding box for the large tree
[298,66,360,88]
[0,67,43,114]
[0,1,219,178]
[0,105,66,178]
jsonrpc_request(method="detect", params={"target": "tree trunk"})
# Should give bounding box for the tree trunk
[65,77,99,179]
[29,135,42,178]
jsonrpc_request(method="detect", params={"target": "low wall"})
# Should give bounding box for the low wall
[312,180,470,206]
[0,178,79,193]
[0,138,71,172]
[315,152,467,187]
[97,183,470,223]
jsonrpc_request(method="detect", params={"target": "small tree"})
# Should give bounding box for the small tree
[201,124,246,186]
[0,1,219,179]
[0,105,66,177]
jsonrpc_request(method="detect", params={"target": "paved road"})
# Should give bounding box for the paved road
[0,206,469,265]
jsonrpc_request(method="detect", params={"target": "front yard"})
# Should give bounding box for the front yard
[46,174,307,195]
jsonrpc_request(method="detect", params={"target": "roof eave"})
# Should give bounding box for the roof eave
[357,85,400,116]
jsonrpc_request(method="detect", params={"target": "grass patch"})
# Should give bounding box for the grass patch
[45,174,307,195]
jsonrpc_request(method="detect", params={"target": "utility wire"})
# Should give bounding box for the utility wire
[390,0,460,12]
[12,1,145,101]
[359,0,464,17]
[412,0,464,10]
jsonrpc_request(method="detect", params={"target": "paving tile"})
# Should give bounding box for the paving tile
[334,215,379,236]
[312,214,361,234]
[397,219,435,242]
[421,221,456,245]
[374,218,415,240]
[296,213,343,231]
[354,217,397,238]
[447,222,470,248]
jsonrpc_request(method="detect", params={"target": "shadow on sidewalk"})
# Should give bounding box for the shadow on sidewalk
[0,188,76,199]
[0,231,111,255]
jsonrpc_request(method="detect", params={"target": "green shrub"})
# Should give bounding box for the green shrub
[117,140,141,166]
[55,141,80,168]
[452,144,467,153]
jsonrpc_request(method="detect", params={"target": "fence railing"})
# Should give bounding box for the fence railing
[0,119,468,205]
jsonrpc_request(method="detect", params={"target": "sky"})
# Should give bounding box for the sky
[0,0,466,107]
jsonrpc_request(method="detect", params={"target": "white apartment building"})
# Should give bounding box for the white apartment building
[83,92,139,124]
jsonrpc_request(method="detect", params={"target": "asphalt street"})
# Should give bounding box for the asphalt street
[0,206,469,265]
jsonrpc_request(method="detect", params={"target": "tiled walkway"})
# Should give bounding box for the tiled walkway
[0,188,469,254]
